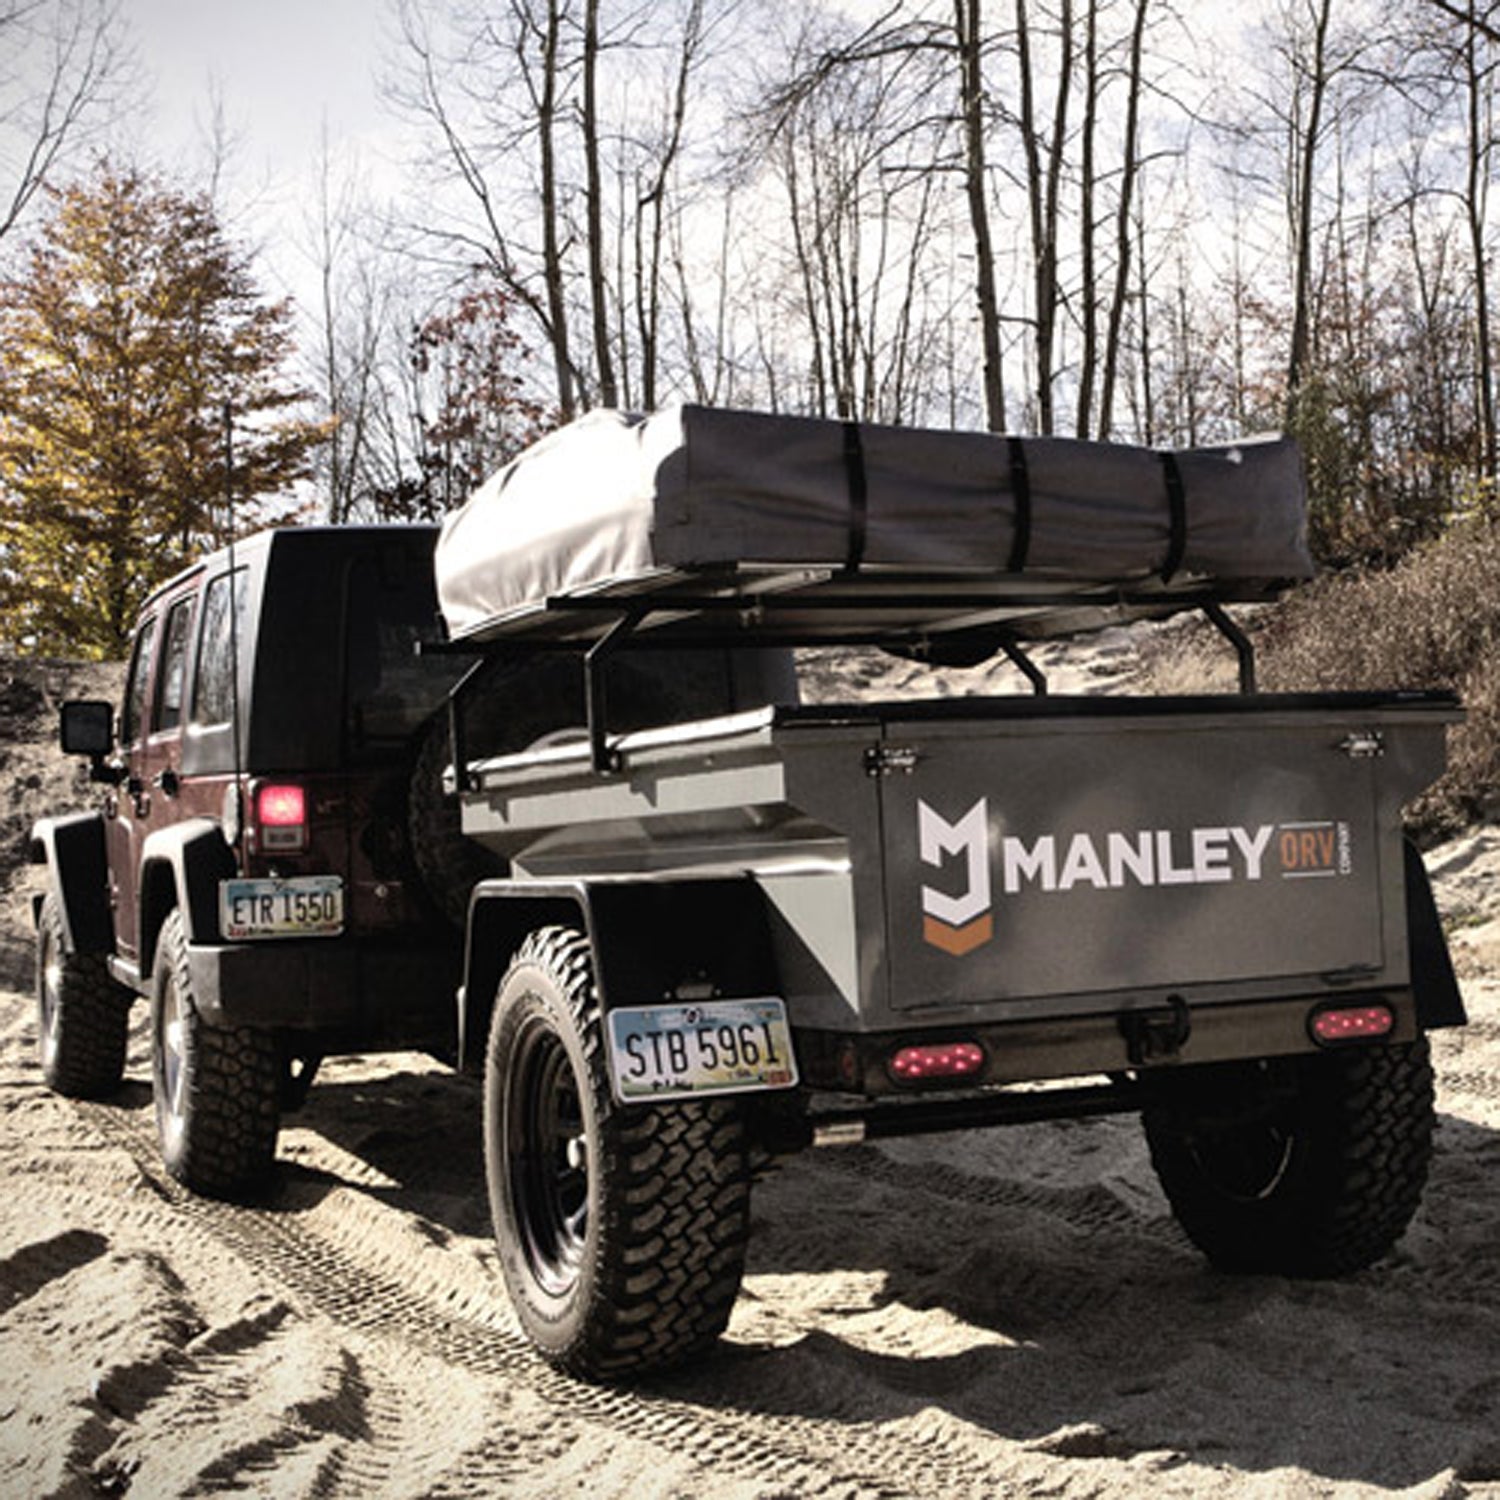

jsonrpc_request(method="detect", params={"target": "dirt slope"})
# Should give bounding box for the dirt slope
[3,646,1499,1499]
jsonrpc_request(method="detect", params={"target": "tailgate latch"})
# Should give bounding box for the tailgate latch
[1119,995,1191,1066]
[1338,730,1385,758]
[865,744,921,777]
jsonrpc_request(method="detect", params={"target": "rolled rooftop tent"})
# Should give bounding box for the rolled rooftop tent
[435,405,1313,646]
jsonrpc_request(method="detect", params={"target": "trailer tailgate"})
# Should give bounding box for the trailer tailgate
[878,697,1455,1015]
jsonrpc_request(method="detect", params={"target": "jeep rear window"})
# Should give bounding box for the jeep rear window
[344,548,473,758]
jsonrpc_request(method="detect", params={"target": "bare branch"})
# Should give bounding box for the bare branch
[0,0,131,242]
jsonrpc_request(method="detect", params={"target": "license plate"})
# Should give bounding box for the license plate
[219,876,344,940]
[607,998,798,1104]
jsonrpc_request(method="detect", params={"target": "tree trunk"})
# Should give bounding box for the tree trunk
[1463,0,1497,484]
[1076,0,1099,438]
[1097,0,1148,440]
[1015,0,1071,435]
[958,0,1006,432]
[1286,0,1332,418]
[583,0,617,408]
[539,0,575,419]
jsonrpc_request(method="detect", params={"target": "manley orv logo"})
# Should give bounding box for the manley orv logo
[918,797,1353,956]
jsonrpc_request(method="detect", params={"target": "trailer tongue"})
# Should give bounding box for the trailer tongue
[432,407,1463,1382]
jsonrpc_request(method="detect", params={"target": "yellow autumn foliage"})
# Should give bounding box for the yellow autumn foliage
[0,163,326,657]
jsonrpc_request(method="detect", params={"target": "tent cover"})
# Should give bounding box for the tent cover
[436,405,1312,647]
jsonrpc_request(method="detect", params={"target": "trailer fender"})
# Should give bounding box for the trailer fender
[1405,839,1466,1029]
[137,820,237,976]
[458,877,779,1073]
[28,812,113,955]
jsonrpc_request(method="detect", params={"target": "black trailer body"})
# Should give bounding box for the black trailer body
[456,691,1459,1084]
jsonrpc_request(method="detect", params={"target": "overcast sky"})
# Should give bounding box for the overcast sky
[128,0,398,303]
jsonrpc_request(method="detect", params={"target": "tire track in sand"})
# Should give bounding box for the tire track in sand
[73,1095,1019,1500]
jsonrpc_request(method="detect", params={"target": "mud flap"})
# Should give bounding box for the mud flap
[1406,839,1466,1029]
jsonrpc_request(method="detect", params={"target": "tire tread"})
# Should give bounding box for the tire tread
[490,925,752,1380]
[153,910,280,1200]
[36,892,129,1099]
[1145,1037,1434,1277]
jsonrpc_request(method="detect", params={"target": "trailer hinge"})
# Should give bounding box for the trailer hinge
[1338,731,1385,759]
[865,744,921,777]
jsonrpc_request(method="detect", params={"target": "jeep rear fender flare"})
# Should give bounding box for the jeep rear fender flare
[137,819,237,975]
[28,812,112,956]
[459,877,779,1074]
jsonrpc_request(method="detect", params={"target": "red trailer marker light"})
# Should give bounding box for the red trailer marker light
[889,1041,985,1083]
[1310,1004,1395,1044]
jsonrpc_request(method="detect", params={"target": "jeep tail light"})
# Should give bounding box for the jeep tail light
[254,783,307,852]
[1310,1004,1395,1045]
[889,1041,985,1084]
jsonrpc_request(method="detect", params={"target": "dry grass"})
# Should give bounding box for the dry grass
[1143,522,1500,840]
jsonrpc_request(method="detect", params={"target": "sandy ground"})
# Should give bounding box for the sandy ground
[2,639,1499,1499]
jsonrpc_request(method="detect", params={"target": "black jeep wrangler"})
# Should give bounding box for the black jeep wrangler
[29,526,478,1197]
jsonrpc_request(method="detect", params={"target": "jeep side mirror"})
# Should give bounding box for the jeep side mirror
[60,699,114,757]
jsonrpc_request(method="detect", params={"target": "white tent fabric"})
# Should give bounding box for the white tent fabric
[436,405,1312,642]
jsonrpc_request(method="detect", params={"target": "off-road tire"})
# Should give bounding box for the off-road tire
[484,925,751,1381]
[35,891,129,1098]
[1143,1037,1434,1276]
[150,910,280,1200]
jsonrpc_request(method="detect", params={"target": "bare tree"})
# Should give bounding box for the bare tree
[389,0,580,418]
[956,0,1007,430]
[1457,0,1498,484]
[1008,0,1073,434]
[1284,0,1335,410]
[742,5,944,422]
[0,0,128,242]
[302,134,389,523]
[1075,0,1099,436]
[581,0,615,408]
[631,0,707,411]
[1095,0,1149,440]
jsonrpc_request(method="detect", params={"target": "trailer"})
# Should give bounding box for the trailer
[432,406,1464,1381]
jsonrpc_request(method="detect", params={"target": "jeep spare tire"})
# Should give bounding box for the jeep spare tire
[407,648,794,928]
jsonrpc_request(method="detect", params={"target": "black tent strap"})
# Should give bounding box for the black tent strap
[1160,450,1188,582]
[1007,436,1032,573]
[838,423,1178,582]
[842,421,868,572]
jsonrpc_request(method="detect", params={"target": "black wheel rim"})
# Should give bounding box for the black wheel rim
[37,921,60,1069]
[1189,1122,1295,1201]
[155,972,188,1153]
[507,1015,590,1297]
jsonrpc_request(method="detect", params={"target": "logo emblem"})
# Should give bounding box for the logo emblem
[919,799,992,955]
